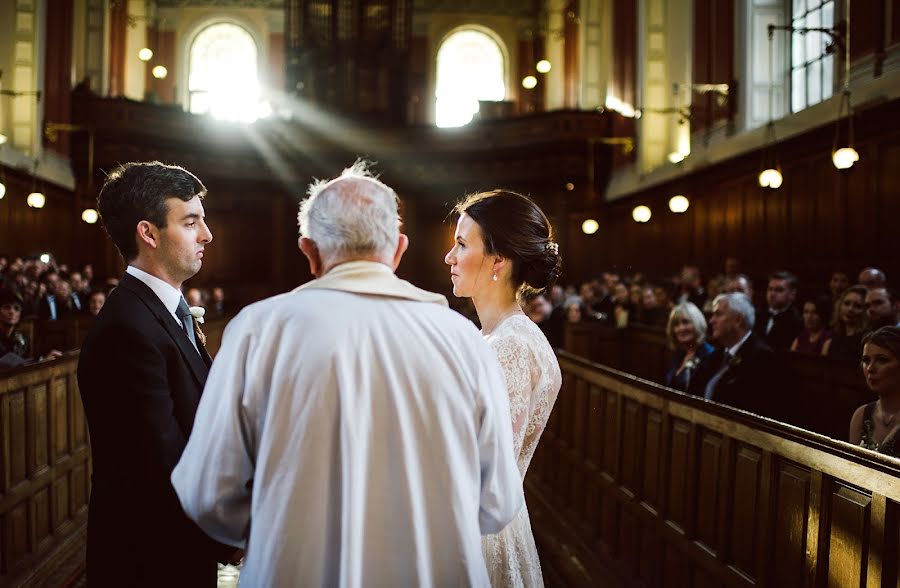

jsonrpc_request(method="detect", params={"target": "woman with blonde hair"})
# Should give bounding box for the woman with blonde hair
[822,285,868,360]
[664,302,716,393]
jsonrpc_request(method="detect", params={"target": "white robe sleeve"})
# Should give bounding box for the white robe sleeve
[171,311,257,547]
[475,349,524,534]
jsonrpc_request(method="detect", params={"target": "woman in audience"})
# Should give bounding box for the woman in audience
[664,302,715,393]
[790,295,833,355]
[849,326,900,457]
[822,285,868,360]
[87,290,107,316]
[565,297,584,324]
[445,189,562,587]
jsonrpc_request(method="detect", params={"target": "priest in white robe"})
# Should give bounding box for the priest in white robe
[172,161,523,587]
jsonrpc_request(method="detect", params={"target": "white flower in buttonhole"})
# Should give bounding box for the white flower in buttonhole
[190,306,205,324]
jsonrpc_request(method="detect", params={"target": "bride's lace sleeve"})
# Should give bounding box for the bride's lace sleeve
[489,333,538,457]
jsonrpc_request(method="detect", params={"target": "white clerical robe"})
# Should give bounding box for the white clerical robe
[172,261,522,587]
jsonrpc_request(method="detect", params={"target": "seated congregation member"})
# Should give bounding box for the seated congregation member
[755,271,803,351]
[86,290,106,316]
[822,285,868,361]
[0,290,62,368]
[829,270,851,304]
[664,302,715,393]
[0,291,29,365]
[849,326,900,458]
[172,162,523,586]
[790,296,832,355]
[866,287,900,329]
[858,267,887,290]
[445,189,563,586]
[689,293,776,417]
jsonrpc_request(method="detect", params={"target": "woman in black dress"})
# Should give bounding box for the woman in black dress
[849,326,900,457]
[822,285,867,361]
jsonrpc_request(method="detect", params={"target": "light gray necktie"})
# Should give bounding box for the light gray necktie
[176,297,200,353]
[704,351,732,400]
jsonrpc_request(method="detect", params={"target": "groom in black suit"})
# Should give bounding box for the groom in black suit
[78,161,233,586]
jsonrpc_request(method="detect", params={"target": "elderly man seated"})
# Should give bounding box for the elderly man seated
[689,292,778,418]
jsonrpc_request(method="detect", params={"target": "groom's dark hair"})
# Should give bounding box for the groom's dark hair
[98,161,206,262]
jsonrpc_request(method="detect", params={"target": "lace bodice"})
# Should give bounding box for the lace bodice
[484,314,562,479]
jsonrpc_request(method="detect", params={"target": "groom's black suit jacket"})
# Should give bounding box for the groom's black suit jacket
[78,273,230,587]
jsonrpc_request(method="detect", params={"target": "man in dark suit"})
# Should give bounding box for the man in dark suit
[754,270,803,351]
[690,292,777,418]
[78,161,233,586]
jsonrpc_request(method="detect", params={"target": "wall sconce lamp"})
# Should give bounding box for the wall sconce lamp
[581,219,599,235]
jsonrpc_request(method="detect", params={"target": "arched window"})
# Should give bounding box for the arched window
[435,29,506,128]
[189,23,261,122]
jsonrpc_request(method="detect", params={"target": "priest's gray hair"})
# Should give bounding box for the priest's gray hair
[713,292,756,330]
[298,160,401,260]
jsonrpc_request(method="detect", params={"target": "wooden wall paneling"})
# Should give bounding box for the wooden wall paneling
[694,429,723,555]
[787,159,814,271]
[877,139,900,262]
[770,460,811,586]
[826,482,872,587]
[666,417,693,533]
[844,149,876,262]
[763,176,789,268]
[268,33,286,92]
[8,390,27,488]
[728,444,763,578]
[690,194,709,269]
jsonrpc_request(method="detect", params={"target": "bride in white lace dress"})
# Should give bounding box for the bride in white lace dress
[445,190,563,587]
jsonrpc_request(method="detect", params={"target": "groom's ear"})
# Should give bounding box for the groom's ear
[299,237,323,277]
[392,234,409,271]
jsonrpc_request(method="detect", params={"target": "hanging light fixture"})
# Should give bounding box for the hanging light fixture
[632,205,651,223]
[26,159,45,208]
[759,26,782,190]
[581,219,599,235]
[0,180,6,200]
[536,59,552,74]
[832,1,858,170]
[152,65,168,79]
[669,195,690,213]
[522,75,537,90]
[138,48,154,61]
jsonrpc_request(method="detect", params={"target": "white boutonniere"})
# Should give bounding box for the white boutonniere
[189,306,205,324]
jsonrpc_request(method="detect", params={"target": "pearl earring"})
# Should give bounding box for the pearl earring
[492,273,498,282]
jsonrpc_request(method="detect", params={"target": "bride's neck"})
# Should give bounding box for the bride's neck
[474,284,521,335]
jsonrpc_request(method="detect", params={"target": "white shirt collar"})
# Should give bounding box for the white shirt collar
[126,265,183,322]
[727,329,753,357]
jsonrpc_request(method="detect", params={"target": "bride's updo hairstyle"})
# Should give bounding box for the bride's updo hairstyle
[454,190,562,294]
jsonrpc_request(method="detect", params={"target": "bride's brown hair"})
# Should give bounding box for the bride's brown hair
[454,190,561,294]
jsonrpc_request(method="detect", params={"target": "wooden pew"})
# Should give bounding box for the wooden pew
[563,322,871,441]
[0,353,90,587]
[527,350,900,587]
